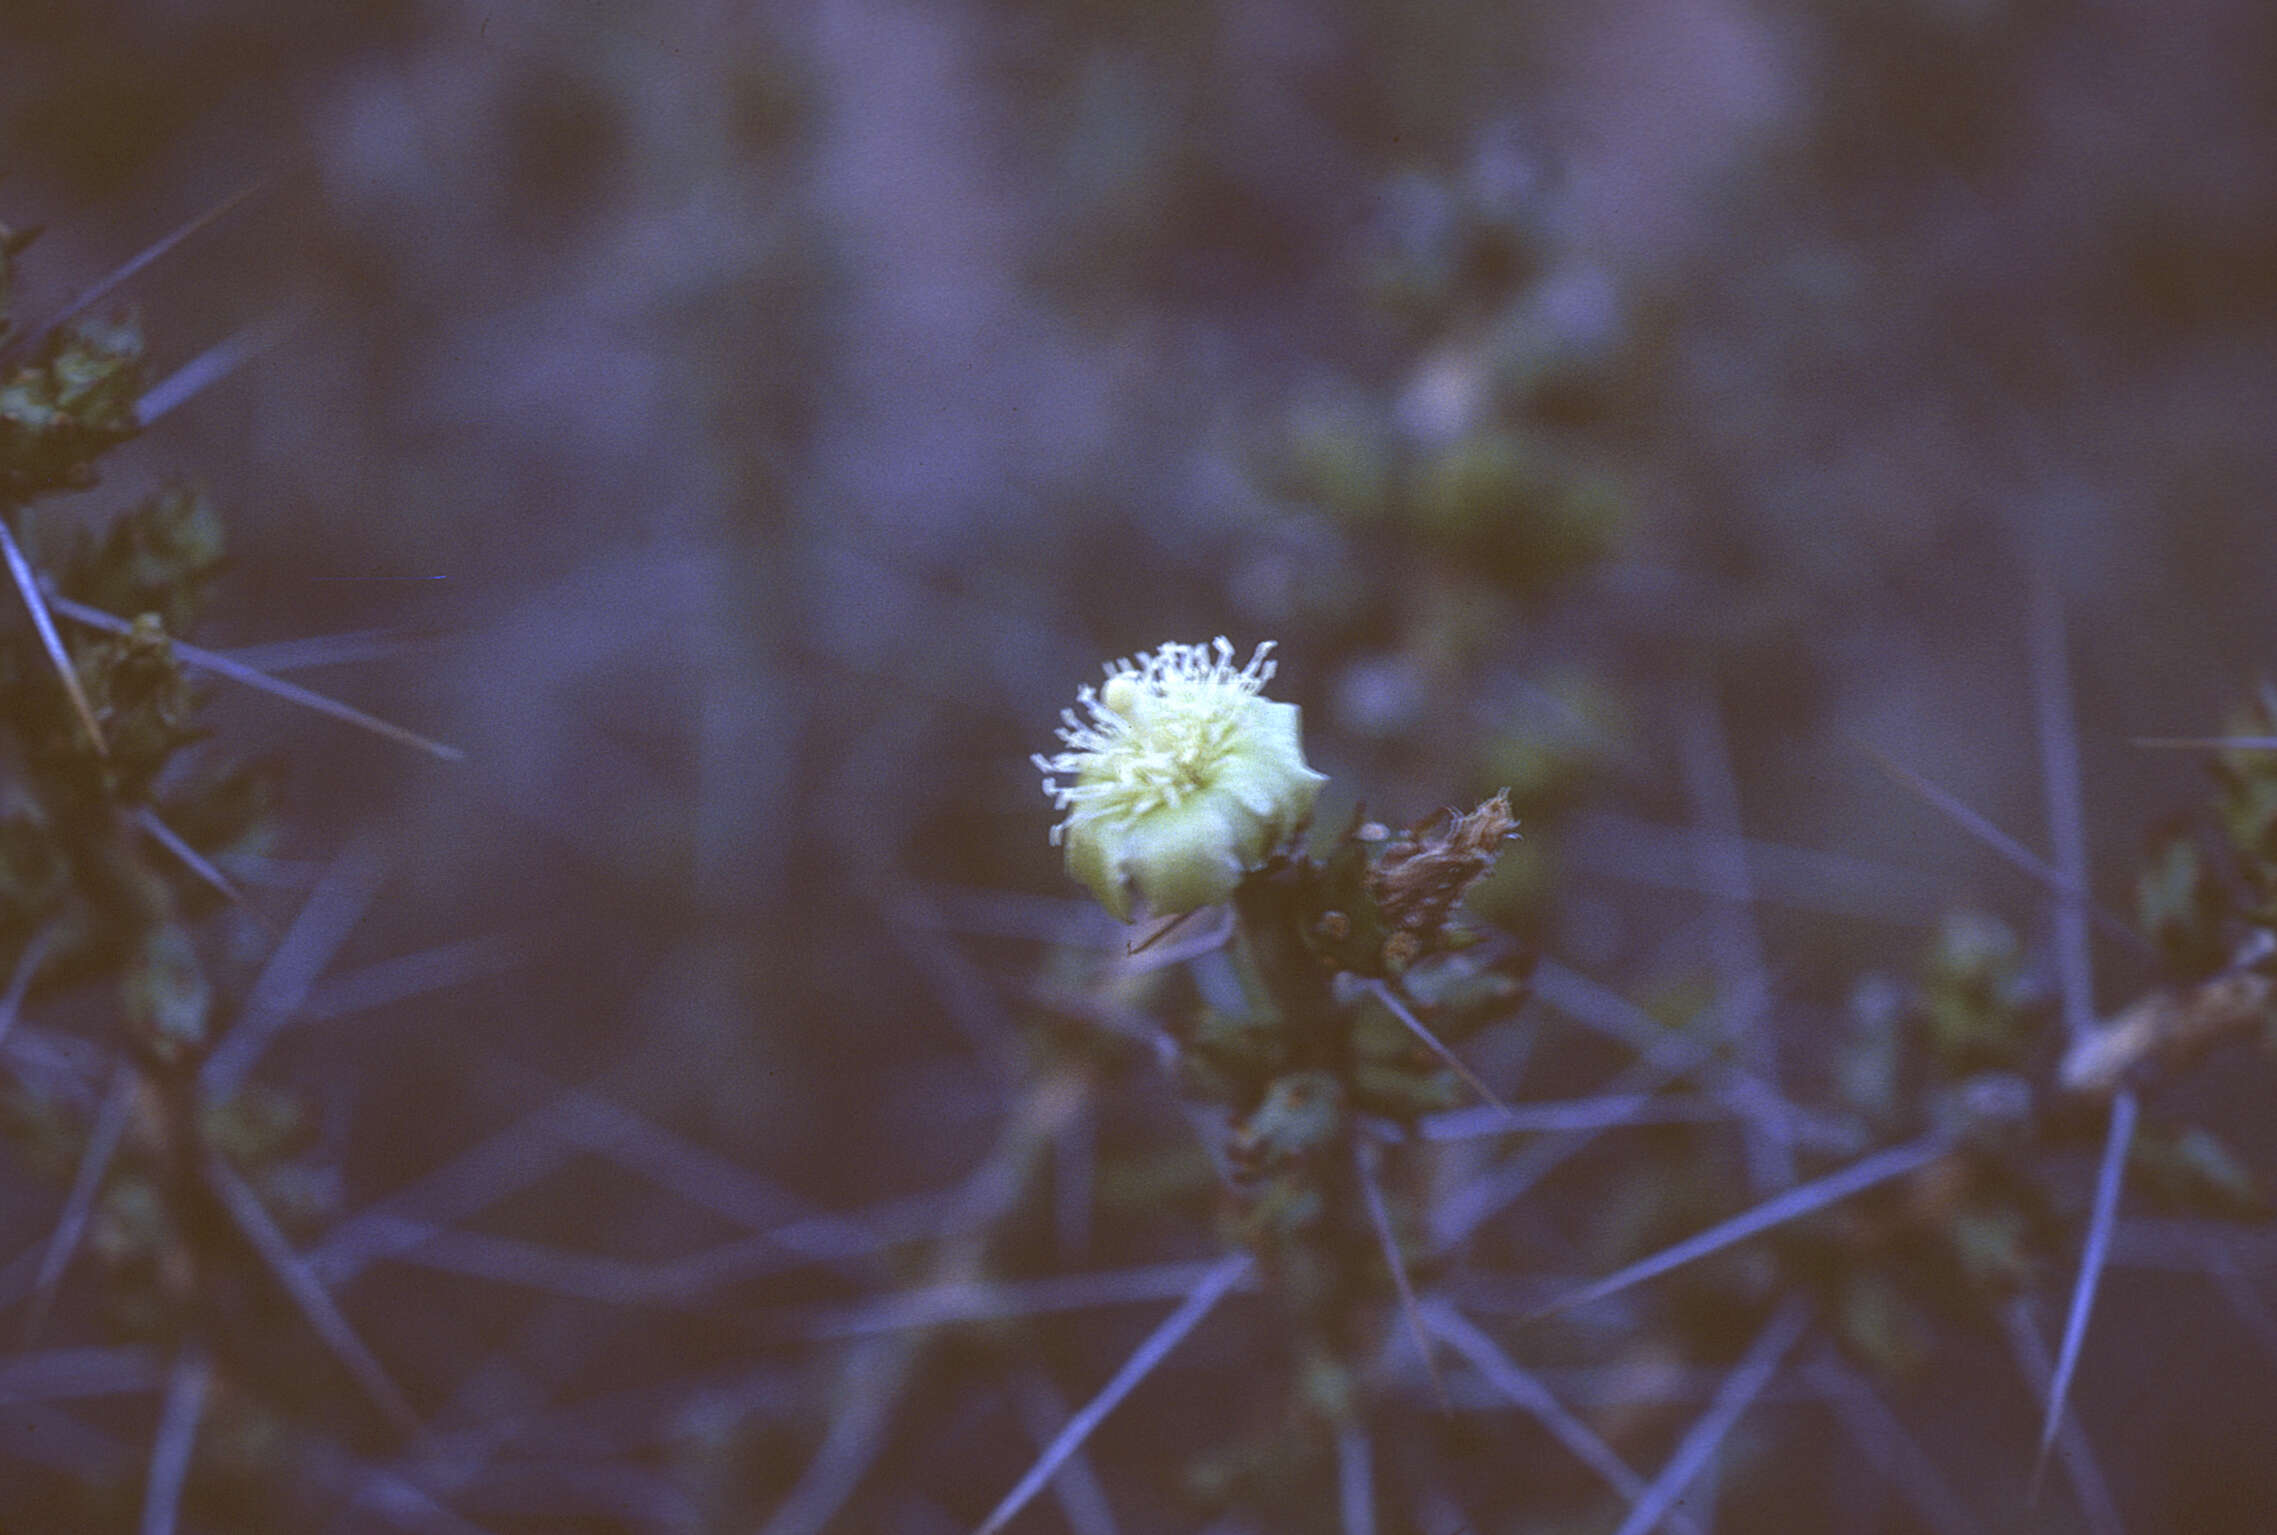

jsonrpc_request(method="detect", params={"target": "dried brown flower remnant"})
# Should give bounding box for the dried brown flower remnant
[2060,957,2274,1098]
[1366,789,1518,940]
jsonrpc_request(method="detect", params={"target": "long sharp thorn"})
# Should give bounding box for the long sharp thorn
[213,623,430,675]
[2004,1299,2125,1534]
[1117,906,1233,973]
[1337,1423,1375,1535]
[340,1466,500,1535]
[1355,1138,1447,1412]
[302,927,545,1024]
[1421,1092,1728,1140]
[0,1345,166,1401]
[203,1149,422,1439]
[2130,735,2277,750]
[0,926,56,1052]
[974,1254,1249,1535]
[12,180,267,361]
[2028,562,2095,1046]
[0,519,105,757]
[1011,1370,1119,1535]
[1432,1055,1687,1252]
[1422,1300,1705,1535]
[757,1335,918,1535]
[135,807,247,907]
[308,1096,598,1288]
[2023,547,2128,1510]
[136,308,299,427]
[138,340,246,427]
[1683,693,1792,1193]
[1366,979,1514,1117]
[1530,961,1855,1151]
[48,594,464,761]
[1854,742,2154,960]
[138,1344,212,1535]
[1611,1298,1809,1535]
[2032,1089,2136,1501]
[1807,1354,1979,1535]
[764,1260,1247,1342]
[24,1065,136,1344]
[1527,1136,1949,1323]
[201,837,385,1100]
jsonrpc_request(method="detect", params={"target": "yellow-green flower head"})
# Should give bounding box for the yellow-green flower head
[1035,638,1328,921]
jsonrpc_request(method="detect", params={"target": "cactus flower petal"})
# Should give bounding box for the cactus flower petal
[1036,638,1328,920]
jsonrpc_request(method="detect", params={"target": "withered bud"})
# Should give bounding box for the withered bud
[1366,789,1518,939]
[2060,963,2274,1098]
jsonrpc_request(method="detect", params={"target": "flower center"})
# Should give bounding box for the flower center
[1097,692,1238,812]
[1034,638,1280,842]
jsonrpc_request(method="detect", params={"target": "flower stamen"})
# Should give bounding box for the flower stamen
[1034,638,1325,920]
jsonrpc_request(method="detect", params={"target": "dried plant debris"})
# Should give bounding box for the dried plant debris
[1366,789,1519,945]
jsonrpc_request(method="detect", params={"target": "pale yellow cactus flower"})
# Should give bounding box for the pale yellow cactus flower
[1035,638,1328,921]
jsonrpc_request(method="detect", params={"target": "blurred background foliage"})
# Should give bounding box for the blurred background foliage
[4,0,2277,1529]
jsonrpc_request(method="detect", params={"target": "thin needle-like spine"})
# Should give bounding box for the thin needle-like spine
[1420,1093,1728,1140]
[2003,1299,2125,1535]
[974,1253,1249,1535]
[203,1148,422,1439]
[1854,741,2151,959]
[1012,1369,1119,1535]
[1355,1137,1447,1411]
[1682,694,1793,1193]
[1806,1353,1979,1535]
[2025,556,2131,1512]
[1610,1298,1808,1535]
[201,838,385,1100]
[1526,1136,1948,1323]
[24,1065,136,1344]
[2032,1090,2136,1500]
[138,1344,212,1535]
[1529,961,1854,1152]
[1422,1300,1705,1535]
[2131,735,2277,750]
[764,1260,1244,1346]
[1365,979,1514,1116]
[136,310,295,426]
[1433,1053,1699,1253]
[135,807,247,907]
[0,926,55,1051]
[10,179,266,360]
[756,1334,918,1535]
[49,594,464,761]
[2028,563,2096,1047]
[0,1345,165,1402]
[1337,1422,1375,1535]
[0,517,106,758]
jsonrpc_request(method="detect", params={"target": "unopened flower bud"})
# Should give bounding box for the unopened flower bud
[1035,638,1328,921]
